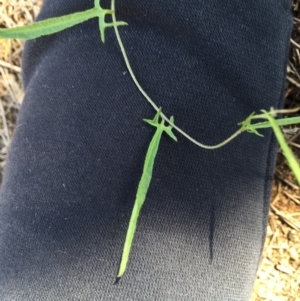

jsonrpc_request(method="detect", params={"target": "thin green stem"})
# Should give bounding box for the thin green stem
[111,0,241,150]
[110,0,160,112]
[94,0,100,8]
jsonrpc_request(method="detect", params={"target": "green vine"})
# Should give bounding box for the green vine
[1,0,300,279]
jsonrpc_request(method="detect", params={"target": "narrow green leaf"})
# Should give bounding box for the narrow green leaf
[117,110,177,279]
[0,8,99,40]
[246,128,264,137]
[250,116,300,130]
[262,110,300,184]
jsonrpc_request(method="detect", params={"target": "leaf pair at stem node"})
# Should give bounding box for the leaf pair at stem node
[0,0,127,43]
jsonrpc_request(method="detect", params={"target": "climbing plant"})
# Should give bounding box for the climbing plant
[1,0,299,279]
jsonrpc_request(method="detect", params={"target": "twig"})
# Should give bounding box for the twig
[287,76,300,88]
[0,99,10,146]
[291,38,300,49]
[0,60,21,72]
[275,173,300,190]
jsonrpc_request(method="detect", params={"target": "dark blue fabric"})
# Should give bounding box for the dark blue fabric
[0,0,293,300]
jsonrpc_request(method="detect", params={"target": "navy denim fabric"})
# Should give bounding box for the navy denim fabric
[0,0,293,300]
